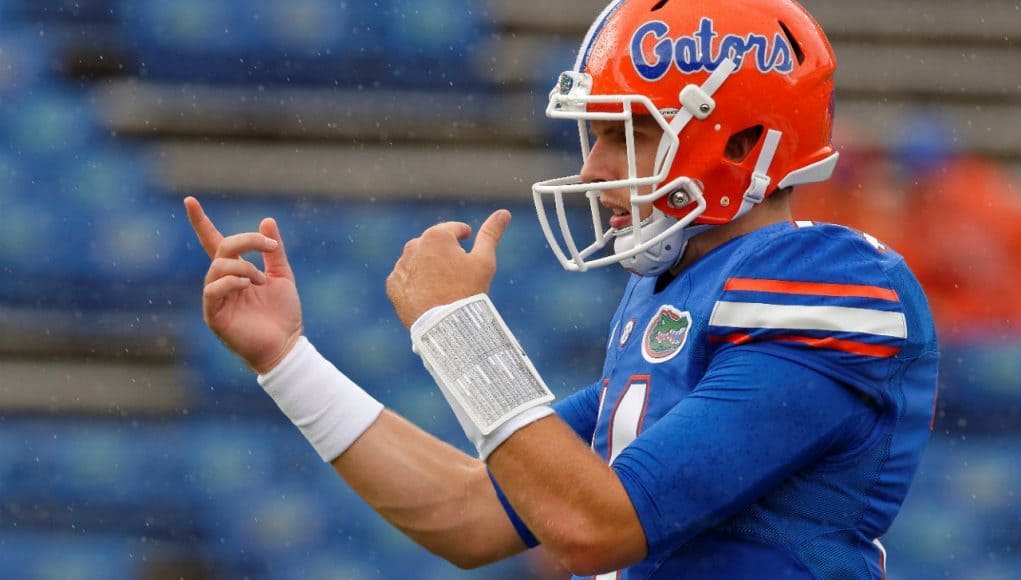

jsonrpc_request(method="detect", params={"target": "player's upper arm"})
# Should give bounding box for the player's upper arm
[554,379,604,443]
[487,380,607,551]
[611,346,877,556]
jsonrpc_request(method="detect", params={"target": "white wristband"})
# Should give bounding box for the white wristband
[411,294,555,459]
[258,337,384,462]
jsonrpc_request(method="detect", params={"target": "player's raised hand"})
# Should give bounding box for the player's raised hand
[387,209,511,327]
[184,196,303,374]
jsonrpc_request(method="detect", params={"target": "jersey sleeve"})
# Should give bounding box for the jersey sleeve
[706,225,937,404]
[611,346,877,556]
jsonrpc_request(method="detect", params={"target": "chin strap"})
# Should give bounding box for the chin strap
[734,129,783,220]
[616,214,716,277]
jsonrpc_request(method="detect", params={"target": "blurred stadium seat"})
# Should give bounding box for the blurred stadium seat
[1,0,116,24]
[0,533,146,580]
[0,30,57,93]
[113,0,488,88]
[0,89,99,158]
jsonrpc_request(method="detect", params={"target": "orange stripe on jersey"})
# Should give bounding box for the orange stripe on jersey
[724,278,900,302]
[711,333,900,358]
[710,333,755,346]
[776,335,901,358]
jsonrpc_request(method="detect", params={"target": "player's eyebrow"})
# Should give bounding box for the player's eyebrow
[590,122,626,140]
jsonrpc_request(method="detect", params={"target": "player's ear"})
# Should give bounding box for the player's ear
[725,126,765,163]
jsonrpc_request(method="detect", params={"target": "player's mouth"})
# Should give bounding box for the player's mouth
[601,198,633,230]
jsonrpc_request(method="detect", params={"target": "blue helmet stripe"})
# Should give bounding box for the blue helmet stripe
[574,0,629,72]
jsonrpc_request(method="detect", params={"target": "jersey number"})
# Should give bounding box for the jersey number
[600,376,651,464]
[593,376,651,580]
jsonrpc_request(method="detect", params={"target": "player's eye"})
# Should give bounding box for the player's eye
[598,129,627,144]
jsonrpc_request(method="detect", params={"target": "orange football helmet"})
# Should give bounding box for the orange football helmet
[532,0,839,275]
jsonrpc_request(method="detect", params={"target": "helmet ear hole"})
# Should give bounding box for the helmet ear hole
[778,21,806,65]
[724,125,764,163]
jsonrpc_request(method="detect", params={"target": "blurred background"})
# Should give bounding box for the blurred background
[0,0,1017,578]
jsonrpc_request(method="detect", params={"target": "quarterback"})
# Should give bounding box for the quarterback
[185,0,939,578]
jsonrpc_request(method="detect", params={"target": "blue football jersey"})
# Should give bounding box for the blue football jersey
[498,221,939,579]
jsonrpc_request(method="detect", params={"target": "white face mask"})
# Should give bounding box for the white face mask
[531,60,738,277]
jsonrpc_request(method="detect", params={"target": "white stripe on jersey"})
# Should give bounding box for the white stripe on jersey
[710,301,908,339]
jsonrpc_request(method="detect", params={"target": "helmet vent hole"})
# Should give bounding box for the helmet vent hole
[651,0,671,12]
[725,125,764,163]
[778,21,805,65]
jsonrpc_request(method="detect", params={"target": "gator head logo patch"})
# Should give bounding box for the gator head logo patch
[642,305,692,364]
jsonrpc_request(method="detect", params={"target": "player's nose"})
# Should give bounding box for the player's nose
[580,138,621,185]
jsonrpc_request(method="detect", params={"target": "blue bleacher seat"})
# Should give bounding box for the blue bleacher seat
[0,421,186,506]
[939,340,1021,433]
[52,147,149,212]
[381,0,483,58]
[114,0,489,88]
[0,139,207,308]
[0,533,142,580]
[1,0,115,24]
[198,482,339,574]
[373,0,488,88]
[121,0,364,60]
[0,88,100,159]
[252,0,359,58]
[0,195,85,305]
[0,29,56,94]
[884,437,1021,577]
[178,311,280,412]
[0,154,39,279]
[276,551,386,580]
[115,0,367,85]
[184,422,289,510]
[85,196,209,290]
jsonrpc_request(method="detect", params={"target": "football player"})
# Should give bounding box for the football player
[186,0,939,578]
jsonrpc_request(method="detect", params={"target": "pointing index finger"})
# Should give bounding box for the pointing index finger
[471,209,511,258]
[184,196,225,259]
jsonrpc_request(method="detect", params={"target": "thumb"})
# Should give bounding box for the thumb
[259,217,294,280]
[471,210,511,258]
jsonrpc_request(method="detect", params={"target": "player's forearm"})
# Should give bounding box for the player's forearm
[256,339,524,568]
[487,416,648,575]
[332,410,527,568]
[406,296,646,573]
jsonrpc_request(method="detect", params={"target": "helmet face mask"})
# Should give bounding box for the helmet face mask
[532,0,840,276]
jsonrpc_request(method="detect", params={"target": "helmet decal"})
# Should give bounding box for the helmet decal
[631,18,795,81]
